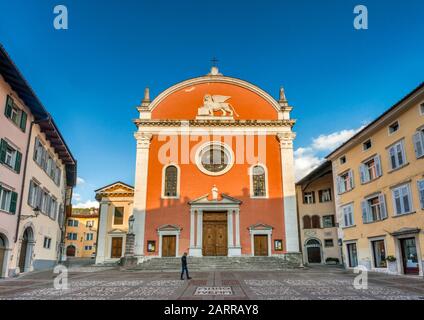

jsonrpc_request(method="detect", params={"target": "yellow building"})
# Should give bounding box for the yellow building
[296,161,342,265]
[327,83,424,276]
[65,208,99,258]
[94,182,133,264]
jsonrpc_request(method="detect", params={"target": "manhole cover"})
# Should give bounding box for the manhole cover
[194,287,233,296]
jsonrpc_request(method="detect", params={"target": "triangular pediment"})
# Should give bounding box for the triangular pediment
[157,224,181,232]
[108,228,126,234]
[188,193,241,205]
[249,223,273,231]
[95,181,134,199]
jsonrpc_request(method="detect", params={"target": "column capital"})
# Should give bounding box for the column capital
[134,132,153,149]
[277,132,296,149]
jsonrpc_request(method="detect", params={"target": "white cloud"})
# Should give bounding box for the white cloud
[76,177,85,185]
[294,125,365,181]
[312,126,365,151]
[73,200,99,209]
[294,147,324,181]
[73,193,81,202]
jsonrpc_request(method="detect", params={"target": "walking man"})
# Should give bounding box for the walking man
[181,252,192,280]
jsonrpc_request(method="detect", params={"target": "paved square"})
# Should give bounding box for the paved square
[0,265,423,300]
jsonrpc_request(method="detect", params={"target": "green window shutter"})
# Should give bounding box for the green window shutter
[10,192,18,214]
[4,95,13,119]
[0,139,7,164]
[20,110,27,132]
[15,150,22,173]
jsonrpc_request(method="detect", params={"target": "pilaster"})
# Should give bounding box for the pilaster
[277,132,300,253]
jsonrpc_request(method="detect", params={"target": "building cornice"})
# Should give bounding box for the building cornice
[326,82,424,160]
[134,119,295,128]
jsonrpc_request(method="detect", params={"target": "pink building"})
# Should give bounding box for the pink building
[0,45,76,277]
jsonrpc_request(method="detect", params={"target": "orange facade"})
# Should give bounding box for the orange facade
[130,71,299,258]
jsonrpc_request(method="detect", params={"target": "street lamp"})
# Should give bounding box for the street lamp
[20,206,41,220]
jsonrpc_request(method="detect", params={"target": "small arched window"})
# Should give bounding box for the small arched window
[312,215,321,229]
[164,165,178,197]
[252,165,266,197]
[303,215,312,229]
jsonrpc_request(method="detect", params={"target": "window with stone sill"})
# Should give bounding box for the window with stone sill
[322,215,335,228]
[0,139,22,173]
[392,183,413,216]
[363,139,372,151]
[43,237,51,249]
[388,121,399,134]
[388,140,406,170]
[341,203,354,227]
[324,239,334,247]
[164,165,178,197]
[303,191,315,204]
[337,170,354,194]
[362,194,387,223]
[114,207,124,225]
[319,189,332,202]
[252,165,266,197]
[0,185,17,214]
[360,155,382,184]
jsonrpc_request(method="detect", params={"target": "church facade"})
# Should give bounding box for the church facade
[95,67,300,263]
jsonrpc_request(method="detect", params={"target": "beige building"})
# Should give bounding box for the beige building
[296,161,342,265]
[0,45,76,276]
[327,83,424,276]
[94,182,133,264]
[65,208,99,258]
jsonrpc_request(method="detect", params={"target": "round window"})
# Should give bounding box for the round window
[195,142,234,176]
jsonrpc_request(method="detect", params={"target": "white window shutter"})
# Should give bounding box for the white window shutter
[413,131,424,158]
[349,170,355,189]
[379,193,387,219]
[375,155,382,177]
[337,176,342,194]
[418,180,424,209]
[361,200,369,223]
[359,164,366,184]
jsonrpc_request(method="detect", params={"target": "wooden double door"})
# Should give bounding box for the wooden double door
[203,212,228,256]
[162,235,177,257]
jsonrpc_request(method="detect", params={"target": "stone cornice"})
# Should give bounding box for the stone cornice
[134,119,296,128]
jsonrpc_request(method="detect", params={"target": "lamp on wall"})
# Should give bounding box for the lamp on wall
[20,206,41,220]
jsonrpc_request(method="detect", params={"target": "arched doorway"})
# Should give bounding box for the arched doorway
[18,227,34,273]
[0,234,7,278]
[66,245,76,257]
[306,239,322,264]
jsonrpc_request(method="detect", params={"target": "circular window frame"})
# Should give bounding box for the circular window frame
[195,141,234,176]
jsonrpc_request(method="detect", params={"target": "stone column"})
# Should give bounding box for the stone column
[229,209,241,256]
[189,209,196,248]
[95,201,109,264]
[235,209,241,247]
[227,210,234,248]
[133,132,153,259]
[189,210,202,257]
[277,132,300,254]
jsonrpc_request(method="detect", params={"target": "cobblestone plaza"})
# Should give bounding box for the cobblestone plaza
[0,265,423,300]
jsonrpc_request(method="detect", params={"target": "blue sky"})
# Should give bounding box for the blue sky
[1,0,423,207]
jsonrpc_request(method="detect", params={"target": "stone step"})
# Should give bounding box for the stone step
[129,256,300,271]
